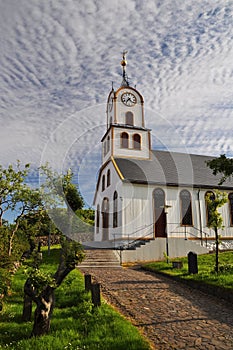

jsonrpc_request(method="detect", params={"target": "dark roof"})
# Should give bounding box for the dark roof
[114,150,233,189]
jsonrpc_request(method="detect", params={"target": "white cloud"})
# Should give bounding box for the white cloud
[0,0,233,207]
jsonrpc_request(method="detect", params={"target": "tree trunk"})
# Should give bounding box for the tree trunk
[23,239,83,337]
[31,286,55,337]
[22,293,32,322]
[215,227,219,273]
[8,221,19,256]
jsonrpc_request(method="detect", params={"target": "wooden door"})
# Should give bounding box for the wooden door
[153,189,166,238]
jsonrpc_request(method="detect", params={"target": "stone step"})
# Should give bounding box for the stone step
[79,249,121,268]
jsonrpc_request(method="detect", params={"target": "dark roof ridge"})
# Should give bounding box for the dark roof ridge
[151,149,217,159]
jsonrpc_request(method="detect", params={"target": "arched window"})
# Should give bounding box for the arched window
[133,134,141,150]
[229,193,233,226]
[205,191,215,226]
[121,132,129,148]
[107,169,111,187]
[102,175,105,192]
[102,197,109,240]
[180,190,193,226]
[107,136,110,153]
[153,188,166,237]
[125,111,134,126]
[96,205,100,233]
[113,191,118,228]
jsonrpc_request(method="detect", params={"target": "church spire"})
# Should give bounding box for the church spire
[121,50,129,87]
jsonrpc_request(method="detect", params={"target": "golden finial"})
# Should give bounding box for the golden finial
[121,50,128,67]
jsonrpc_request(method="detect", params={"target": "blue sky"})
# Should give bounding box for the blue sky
[0,0,233,208]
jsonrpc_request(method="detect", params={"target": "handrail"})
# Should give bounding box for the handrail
[115,222,212,251]
[113,222,154,250]
[113,222,154,238]
[169,223,210,247]
[115,229,154,251]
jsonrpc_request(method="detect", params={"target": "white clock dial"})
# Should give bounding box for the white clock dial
[121,92,137,106]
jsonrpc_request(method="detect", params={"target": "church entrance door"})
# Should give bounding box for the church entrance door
[153,188,166,238]
[102,198,109,241]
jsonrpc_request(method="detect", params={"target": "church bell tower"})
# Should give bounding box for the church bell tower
[101,51,151,165]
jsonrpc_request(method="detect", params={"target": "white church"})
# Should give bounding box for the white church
[92,53,233,261]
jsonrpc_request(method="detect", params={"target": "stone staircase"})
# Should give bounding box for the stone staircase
[78,249,121,268]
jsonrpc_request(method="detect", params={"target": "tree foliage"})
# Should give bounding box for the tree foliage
[39,165,84,238]
[76,208,95,226]
[0,161,30,226]
[0,162,44,309]
[205,190,228,273]
[39,165,84,211]
[205,190,227,230]
[0,161,43,256]
[207,154,233,185]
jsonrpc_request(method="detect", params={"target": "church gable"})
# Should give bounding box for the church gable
[93,157,123,206]
[93,158,124,242]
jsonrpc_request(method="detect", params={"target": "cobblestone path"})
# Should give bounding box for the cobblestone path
[79,266,233,350]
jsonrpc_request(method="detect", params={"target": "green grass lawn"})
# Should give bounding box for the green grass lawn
[0,247,151,350]
[143,251,233,291]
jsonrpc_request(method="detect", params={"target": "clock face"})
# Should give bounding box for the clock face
[121,92,137,106]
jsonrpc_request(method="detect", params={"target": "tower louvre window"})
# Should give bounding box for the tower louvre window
[125,111,134,126]
[121,132,129,148]
[133,133,141,150]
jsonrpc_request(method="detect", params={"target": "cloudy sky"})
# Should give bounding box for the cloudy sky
[0,0,233,207]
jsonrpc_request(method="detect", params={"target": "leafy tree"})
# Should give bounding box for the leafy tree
[39,165,84,238]
[207,155,233,272]
[7,186,42,256]
[24,237,84,336]
[0,162,42,256]
[0,161,29,227]
[22,165,85,336]
[205,190,228,273]
[0,162,43,308]
[207,154,233,185]
[19,210,61,252]
[76,208,95,226]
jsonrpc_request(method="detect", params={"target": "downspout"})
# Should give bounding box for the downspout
[197,189,203,246]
